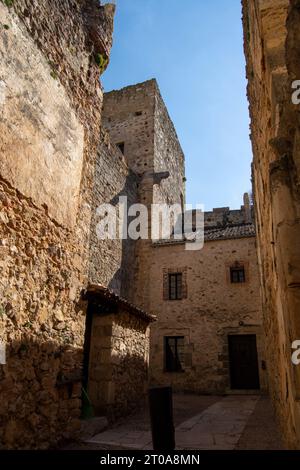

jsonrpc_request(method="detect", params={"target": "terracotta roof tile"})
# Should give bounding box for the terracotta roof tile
[204,223,256,241]
[83,284,156,323]
[152,223,256,246]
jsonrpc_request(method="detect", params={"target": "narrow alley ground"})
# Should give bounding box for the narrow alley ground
[71,394,285,450]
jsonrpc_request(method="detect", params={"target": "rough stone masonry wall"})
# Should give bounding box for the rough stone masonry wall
[103,80,157,174]
[0,0,114,449]
[0,179,86,448]
[204,206,253,228]
[89,129,139,299]
[88,310,150,421]
[153,85,185,207]
[243,0,300,448]
[148,236,267,393]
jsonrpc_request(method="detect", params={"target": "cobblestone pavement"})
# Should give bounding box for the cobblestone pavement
[68,394,285,450]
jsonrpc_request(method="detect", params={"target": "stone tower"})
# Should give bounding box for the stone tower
[102,79,186,309]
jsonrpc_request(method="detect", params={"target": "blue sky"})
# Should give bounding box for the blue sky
[102,0,252,211]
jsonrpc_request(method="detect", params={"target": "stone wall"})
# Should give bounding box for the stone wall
[1,0,115,230]
[0,176,87,449]
[147,233,267,393]
[153,85,185,207]
[0,3,84,227]
[204,205,253,228]
[0,0,115,449]
[243,0,300,448]
[89,129,139,298]
[103,80,157,174]
[88,308,151,421]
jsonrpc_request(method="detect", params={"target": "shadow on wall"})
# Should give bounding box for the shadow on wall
[89,161,140,299]
[0,336,83,449]
[85,298,151,424]
[96,352,149,423]
[109,175,140,297]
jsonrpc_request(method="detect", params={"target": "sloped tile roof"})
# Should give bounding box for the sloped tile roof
[83,284,156,323]
[204,223,256,241]
[152,223,256,246]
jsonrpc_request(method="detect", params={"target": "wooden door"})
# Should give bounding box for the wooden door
[228,334,260,390]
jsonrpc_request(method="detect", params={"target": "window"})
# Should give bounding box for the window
[135,111,142,116]
[230,266,245,283]
[164,336,184,372]
[163,268,187,301]
[168,273,182,300]
[116,142,125,154]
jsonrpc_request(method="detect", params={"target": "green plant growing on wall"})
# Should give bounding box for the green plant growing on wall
[50,70,58,80]
[95,53,108,75]
[2,0,14,7]
[245,12,251,43]
[3,24,9,30]
[0,305,4,318]
[48,60,58,80]
[81,387,94,419]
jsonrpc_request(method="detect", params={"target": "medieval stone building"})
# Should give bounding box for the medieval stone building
[243,0,300,449]
[101,84,267,396]
[0,1,197,450]
[0,0,154,449]
[2,0,300,452]
[102,79,186,310]
[148,205,267,394]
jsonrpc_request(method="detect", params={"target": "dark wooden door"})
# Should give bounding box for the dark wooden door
[228,335,260,390]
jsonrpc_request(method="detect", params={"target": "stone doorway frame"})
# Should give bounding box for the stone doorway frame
[218,325,268,395]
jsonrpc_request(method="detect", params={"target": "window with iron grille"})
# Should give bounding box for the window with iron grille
[164,336,184,372]
[230,266,245,283]
[168,273,182,300]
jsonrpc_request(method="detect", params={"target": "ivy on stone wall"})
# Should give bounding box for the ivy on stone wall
[95,52,108,75]
[2,0,14,8]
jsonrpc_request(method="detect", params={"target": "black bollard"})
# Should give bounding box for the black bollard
[148,386,175,451]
